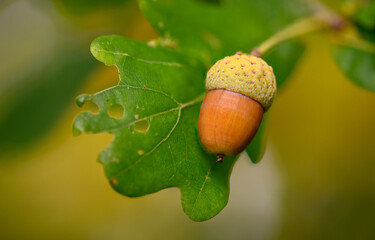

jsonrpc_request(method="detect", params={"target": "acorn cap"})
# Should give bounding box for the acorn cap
[206,52,277,111]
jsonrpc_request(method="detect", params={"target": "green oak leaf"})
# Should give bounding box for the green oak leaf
[333,45,375,92]
[355,1,375,31]
[74,0,311,220]
[74,36,236,221]
[245,116,268,164]
[354,2,375,43]
[139,0,309,65]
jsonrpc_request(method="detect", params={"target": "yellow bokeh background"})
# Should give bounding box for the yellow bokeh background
[1,1,374,239]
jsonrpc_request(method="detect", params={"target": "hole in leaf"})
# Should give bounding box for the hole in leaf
[80,100,99,114]
[134,120,150,134]
[108,103,124,119]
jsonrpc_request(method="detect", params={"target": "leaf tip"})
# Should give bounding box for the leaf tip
[251,154,264,164]
[75,94,91,107]
[90,36,115,65]
[90,38,101,59]
[72,125,82,136]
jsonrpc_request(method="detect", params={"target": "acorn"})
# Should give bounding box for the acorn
[198,52,277,162]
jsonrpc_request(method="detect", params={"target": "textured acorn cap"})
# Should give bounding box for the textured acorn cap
[206,52,277,111]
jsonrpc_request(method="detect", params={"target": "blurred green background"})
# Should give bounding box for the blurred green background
[0,0,374,239]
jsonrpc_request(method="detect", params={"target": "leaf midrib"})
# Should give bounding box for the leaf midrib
[109,93,205,179]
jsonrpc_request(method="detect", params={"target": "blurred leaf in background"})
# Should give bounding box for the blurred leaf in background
[0,0,156,157]
[0,49,97,155]
[355,1,375,30]
[334,45,375,92]
[353,1,375,42]
[332,2,375,93]
[270,34,375,240]
[53,0,129,15]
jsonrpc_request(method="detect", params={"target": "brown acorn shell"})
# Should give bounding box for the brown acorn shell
[198,89,263,158]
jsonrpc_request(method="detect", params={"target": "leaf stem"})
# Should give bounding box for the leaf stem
[252,11,345,57]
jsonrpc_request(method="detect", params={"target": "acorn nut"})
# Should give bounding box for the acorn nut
[198,52,277,162]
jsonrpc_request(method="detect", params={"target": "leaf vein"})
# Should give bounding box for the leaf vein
[167,141,176,184]
[112,108,182,178]
[108,107,180,133]
[191,163,214,215]
[107,93,204,179]
[97,49,183,67]
[121,84,182,105]
[101,93,204,133]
